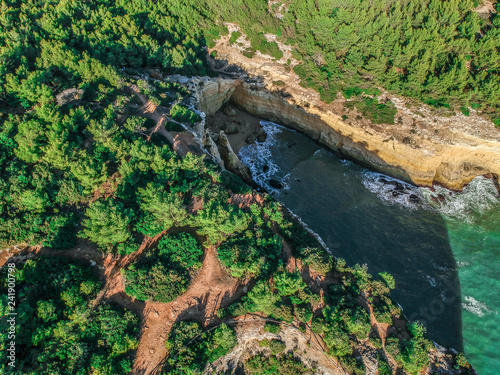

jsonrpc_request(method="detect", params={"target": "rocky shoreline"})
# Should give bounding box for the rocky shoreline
[189,27,500,193]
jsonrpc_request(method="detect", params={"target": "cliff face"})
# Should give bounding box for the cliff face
[230,83,500,190]
[197,30,500,191]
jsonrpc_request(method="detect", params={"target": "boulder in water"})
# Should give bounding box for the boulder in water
[246,134,257,144]
[269,179,283,189]
[409,194,420,204]
[225,123,238,134]
[223,105,236,117]
[394,182,405,191]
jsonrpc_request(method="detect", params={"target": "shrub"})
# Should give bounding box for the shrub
[272,303,294,323]
[270,340,286,355]
[373,303,393,325]
[311,318,328,335]
[274,269,307,297]
[323,322,353,357]
[166,321,237,373]
[249,32,283,60]
[125,232,203,302]
[456,352,471,369]
[295,304,313,323]
[264,322,281,334]
[229,31,242,45]
[0,258,138,374]
[227,300,251,316]
[243,48,256,58]
[370,335,383,349]
[157,232,203,270]
[340,307,371,340]
[340,356,365,375]
[258,338,270,347]
[80,200,132,251]
[378,272,396,290]
[218,228,281,278]
[170,104,201,124]
[378,356,392,375]
[298,247,333,275]
[345,97,397,124]
[205,324,237,362]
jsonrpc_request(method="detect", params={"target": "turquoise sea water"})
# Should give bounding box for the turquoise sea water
[447,213,500,374]
[239,122,500,374]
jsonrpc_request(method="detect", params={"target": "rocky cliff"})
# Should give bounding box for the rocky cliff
[195,28,500,191]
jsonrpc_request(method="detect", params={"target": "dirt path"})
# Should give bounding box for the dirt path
[3,233,245,375]
[132,245,245,375]
[130,85,205,158]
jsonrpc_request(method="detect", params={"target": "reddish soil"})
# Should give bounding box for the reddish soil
[2,231,245,375]
[132,245,244,375]
[129,85,205,158]
[228,192,265,208]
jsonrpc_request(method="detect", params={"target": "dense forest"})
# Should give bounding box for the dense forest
[0,258,139,373]
[0,0,480,374]
[193,0,500,123]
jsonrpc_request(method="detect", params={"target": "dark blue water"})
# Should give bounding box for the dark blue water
[240,122,500,373]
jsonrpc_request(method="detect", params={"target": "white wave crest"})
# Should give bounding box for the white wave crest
[239,121,289,193]
[462,296,494,317]
[360,171,425,209]
[421,176,499,223]
[360,171,499,223]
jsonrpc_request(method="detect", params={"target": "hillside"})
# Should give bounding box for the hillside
[0,1,493,374]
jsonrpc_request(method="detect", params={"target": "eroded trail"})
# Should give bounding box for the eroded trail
[129,84,205,158]
[3,234,245,375]
[132,245,245,375]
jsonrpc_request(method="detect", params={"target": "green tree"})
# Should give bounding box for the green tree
[81,200,132,249]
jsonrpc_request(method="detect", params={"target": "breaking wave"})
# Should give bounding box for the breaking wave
[239,121,290,193]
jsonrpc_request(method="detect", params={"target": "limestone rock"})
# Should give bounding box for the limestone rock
[223,105,237,117]
[56,88,84,106]
[203,129,223,167]
[218,131,253,184]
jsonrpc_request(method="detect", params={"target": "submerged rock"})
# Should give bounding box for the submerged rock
[225,123,239,134]
[223,105,237,117]
[257,132,267,142]
[269,179,283,189]
[409,194,420,204]
[246,134,257,144]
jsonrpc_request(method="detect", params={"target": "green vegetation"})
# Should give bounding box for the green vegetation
[345,97,398,124]
[229,31,242,45]
[0,1,476,373]
[244,353,316,375]
[264,321,281,334]
[164,320,237,374]
[218,226,281,277]
[125,232,203,302]
[269,339,286,355]
[187,0,500,123]
[385,323,433,374]
[170,104,201,124]
[0,258,138,374]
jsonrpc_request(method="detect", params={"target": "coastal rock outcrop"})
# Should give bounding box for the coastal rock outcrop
[195,37,500,191]
[217,131,253,184]
[169,37,500,192]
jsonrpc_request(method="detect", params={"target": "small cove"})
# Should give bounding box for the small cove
[235,120,500,374]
